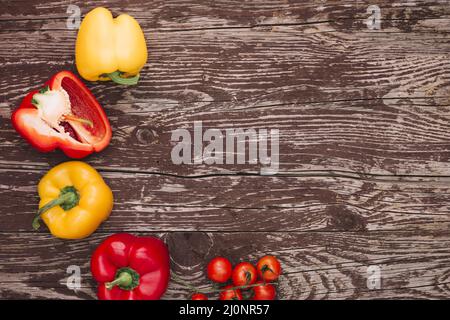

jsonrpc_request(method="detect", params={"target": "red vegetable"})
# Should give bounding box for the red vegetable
[256,255,281,282]
[191,293,208,300]
[207,257,232,283]
[252,282,276,300]
[91,233,170,300]
[231,262,257,286]
[11,71,111,158]
[219,285,243,300]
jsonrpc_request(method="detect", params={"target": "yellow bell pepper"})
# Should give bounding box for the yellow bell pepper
[75,7,147,85]
[32,161,113,239]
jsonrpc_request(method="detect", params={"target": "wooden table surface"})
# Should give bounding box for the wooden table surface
[1,0,450,300]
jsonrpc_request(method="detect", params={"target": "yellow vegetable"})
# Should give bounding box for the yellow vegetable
[33,161,113,239]
[75,7,147,85]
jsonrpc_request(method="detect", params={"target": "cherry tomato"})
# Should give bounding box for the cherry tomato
[219,285,243,300]
[232,262,257,286]
[191,293,208,300]
[256,255,281,282]
[252,282,276,300]
[207,257,232,283]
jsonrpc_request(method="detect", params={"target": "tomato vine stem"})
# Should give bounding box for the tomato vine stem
[171,273,277,294]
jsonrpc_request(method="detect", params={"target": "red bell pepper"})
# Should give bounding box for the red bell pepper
[91,233,170,300]
[11,71,112,159]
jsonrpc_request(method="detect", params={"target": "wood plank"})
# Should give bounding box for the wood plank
[1,0,449,31]
[2,26,448,105]
[1,168,450,233]
[0,231,449,299]
[2,98,450,175]
[1,9,449,176]
[1,0,449,301]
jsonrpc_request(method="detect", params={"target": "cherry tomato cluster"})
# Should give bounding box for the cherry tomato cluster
[191,255,281,300]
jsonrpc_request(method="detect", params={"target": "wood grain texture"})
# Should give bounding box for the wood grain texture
[0,0,450,300]
[1,3,450,176]
[1,0,449,30]
[1,232,449,299]
[2,168,450,233]
[3,98,450,176]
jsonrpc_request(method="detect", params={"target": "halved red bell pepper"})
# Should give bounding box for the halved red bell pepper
[11,71,112,159]
[91,233,170,300]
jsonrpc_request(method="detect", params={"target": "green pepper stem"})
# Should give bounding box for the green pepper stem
[105,267,140,291]
[107,71,140,85]
[32,186,80,230]
[105,272,133,290]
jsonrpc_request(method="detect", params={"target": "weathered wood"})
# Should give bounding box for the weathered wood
[1,231,449,299]
[1,25,449,106]
[1,0,450,300]
[2,98,450,176]
[1,5,449,176]
[1,0,449,30]
[2,168,450,233]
